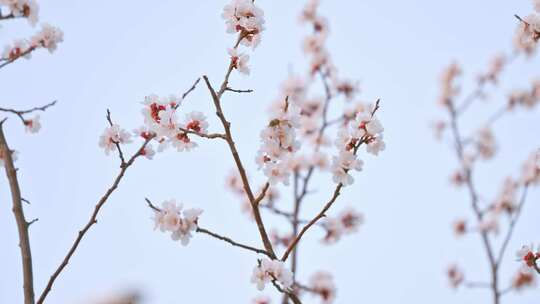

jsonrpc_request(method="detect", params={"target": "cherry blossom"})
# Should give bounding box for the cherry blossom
[452,219,467,237]
[23,115,40,134]
[183,111,208,134]
[309,271,336,304]
[98,124,132,155]
[139,145,155,160]
[152,199,203,245]
[514,14,540,56]
[438,62,461,107]
[0,0,39,26]
[30,23,63,53]
[228,48,250,75]
[252,295,272,304]
[492,178,517,214]
[251,258,294,291]
[447,264,464,288]
[475,128,497,160]
[535,0,540,13]
[222,0,265,48]
[516,244,540,268]
[512,267,536,290]
[257,102,301,185]
[330,150,363,186]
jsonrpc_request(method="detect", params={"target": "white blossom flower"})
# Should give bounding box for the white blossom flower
[516,244,539,268]
[98,124,132,155]
[252,295,271,304]
[140,144,155,160]
[30,23,63,53]
[152,199,202,246]
[309,271,336,303]
[0,0,39,25]
[2,39,31,61]
[183,111,208,134]
[23,115,41,133]
[228,48,250,75]
[512,267,536,290]
[534,0,540,13]
[222,0,265,48]
[447,264,464,288]
[251,258,293,291]
[476,128,497,160]
[366,136,386,156]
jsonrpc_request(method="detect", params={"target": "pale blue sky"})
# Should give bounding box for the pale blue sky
[0,0,539,303]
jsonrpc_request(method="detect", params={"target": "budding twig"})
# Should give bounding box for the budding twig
[0,100,57,125]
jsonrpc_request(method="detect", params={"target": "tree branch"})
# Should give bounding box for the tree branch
[0,121,35,304]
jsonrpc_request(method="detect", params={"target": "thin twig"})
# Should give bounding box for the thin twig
[181,77,201,100]
[106,109,127,166]
[0,122,35,304]
[225,87,254,94]
[178,127,226,140]
[197,227,271,257]
[0,100,57,124]
[496,184,530,266]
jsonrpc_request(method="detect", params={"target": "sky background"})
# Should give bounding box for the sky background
[1,0,539,303]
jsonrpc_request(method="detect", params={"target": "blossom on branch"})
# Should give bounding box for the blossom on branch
[0,0,39,25]
[152,199,203,245]
[228,48,250,75]
[98,124,132,155]
[0,148,17,167]
[251,258,293,291]
[309,271,336,304]
[23,115,40,134]
[222,0,265,48]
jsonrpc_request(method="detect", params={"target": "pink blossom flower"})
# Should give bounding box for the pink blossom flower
[228,48,250,75]
[98,124,132,155]
[23,115,41,134]
[251,258,294,291]
[309,271,336,303]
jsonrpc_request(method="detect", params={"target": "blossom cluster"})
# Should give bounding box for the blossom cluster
[256,102,302,185]
[0,0,39,25]
[2,23,63,61]
[98,95,210,158]
[321,207,363,244]
[152,199,203,245]
[251,258,294,291]
[141,95,208,152]
[222,0,265,49]
[514,1,540,56]
[516,244,540,269]
[331,108,384,186]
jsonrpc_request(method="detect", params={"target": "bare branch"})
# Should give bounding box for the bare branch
[0,123,35,304]
[202,74,276,259]
[197,227,272,257]
[496,184,530,266]
[178,127,227,140]
[0,100,57,124]
[181,77,201,100]
[225,87,254,94]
